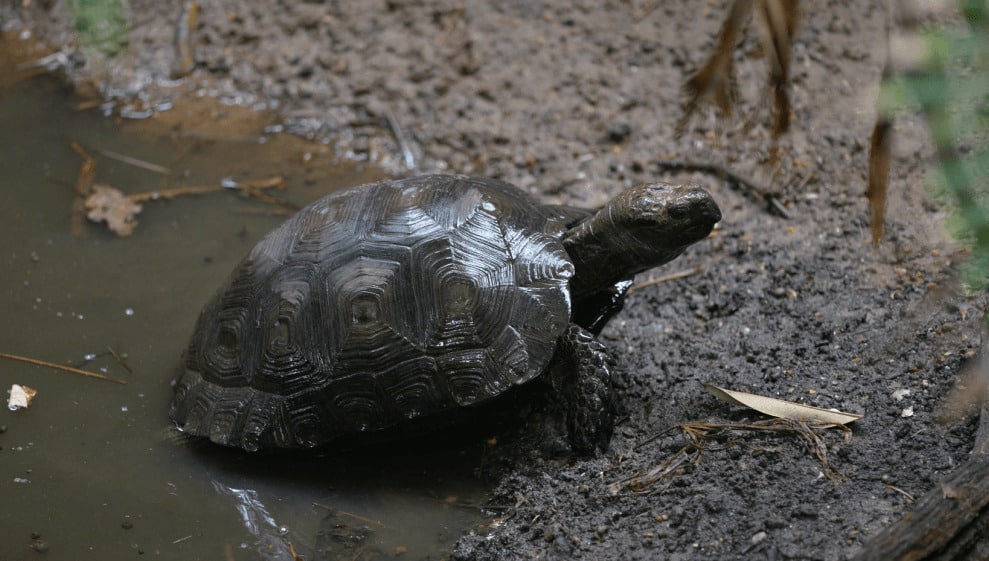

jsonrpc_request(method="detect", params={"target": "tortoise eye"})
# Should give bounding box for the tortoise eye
[668,204,689,220]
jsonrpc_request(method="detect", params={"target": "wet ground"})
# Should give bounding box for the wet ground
[2,1,988,560]
[0,67,489,559]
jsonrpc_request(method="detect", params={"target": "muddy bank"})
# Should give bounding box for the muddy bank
[3,1,985,560]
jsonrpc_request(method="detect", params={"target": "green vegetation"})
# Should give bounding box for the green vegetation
[67,0,129,59]
[885,1,989,291]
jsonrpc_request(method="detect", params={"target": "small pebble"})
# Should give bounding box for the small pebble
[31,539,49,553]
[121,518,134,530]
[606,122,632,143]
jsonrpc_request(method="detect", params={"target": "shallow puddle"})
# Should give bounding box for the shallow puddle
[0,43,488,561]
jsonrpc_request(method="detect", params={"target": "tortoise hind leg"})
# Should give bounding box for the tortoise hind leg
[549,324,617,455]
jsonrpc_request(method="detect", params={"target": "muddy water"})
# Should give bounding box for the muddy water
[0,73,487,560]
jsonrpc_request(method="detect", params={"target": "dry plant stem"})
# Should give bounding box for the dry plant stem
[125,176,287,204]
[126,184,226,203]
[611,418,847,494]
[106,345,134,374]
[69,140,97,237]
[627,267,701,294]
[0,351,127,384]
[170,1,199,79]
[98,149,171,175]
[287,541,303,561]
[381,106,416,170]
[866,1,894,247]
[69,141,96,194]
[676,0,753,136]
[241,186,299,210]
[758,0,798,140]
[868,131,893,201]
[311,502,386,527]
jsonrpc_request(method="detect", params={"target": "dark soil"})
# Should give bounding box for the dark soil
[4,1,986,559]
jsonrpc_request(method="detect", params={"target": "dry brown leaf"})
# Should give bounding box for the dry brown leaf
[703,383,864,425]
[84,183,143,237]
[8,384,37,410]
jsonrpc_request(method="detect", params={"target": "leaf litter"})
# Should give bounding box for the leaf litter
[68,140,290,237]
[609,384,863,494]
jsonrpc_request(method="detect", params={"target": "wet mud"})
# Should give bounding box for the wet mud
[2,1,986,559]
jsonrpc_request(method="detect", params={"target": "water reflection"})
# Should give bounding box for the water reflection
[0,39,487,561]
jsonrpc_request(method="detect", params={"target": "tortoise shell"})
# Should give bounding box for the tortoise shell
[171,175,577,451]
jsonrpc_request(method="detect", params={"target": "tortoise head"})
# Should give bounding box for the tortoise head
[563,182,721,301]
[610,182,722,252]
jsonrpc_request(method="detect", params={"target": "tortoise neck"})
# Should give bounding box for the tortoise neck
[562,213,686,302]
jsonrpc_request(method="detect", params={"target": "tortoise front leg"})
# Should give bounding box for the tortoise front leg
[549,324,617,455]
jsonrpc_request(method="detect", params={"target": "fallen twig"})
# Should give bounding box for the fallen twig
[69,141,97,237]
[312,502,386,528]
[124,176,287,203]
[0,351,127,385]
[381,107,417,171]
[610,417,849,495]
[106,345,134,374]
[98,149,172,175]
[627,267,702,294]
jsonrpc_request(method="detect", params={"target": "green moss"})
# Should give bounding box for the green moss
[67,0,130,59]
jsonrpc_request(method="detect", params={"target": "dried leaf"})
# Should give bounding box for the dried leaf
[703,383,863,425]
[8,384,37,410]
[84,183,143,236]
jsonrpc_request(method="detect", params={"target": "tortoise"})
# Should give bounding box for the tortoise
[170,175,721,454]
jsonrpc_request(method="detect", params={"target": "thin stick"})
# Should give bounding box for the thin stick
[627,266,702,294]
[0,352,127,385]
[106,345,133,374]
[98,149,172,175]
[382,107,416,170]
[126,184,225,203]
[124,176,287,204]
[69,141,97,237]
[311,502,385,527]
